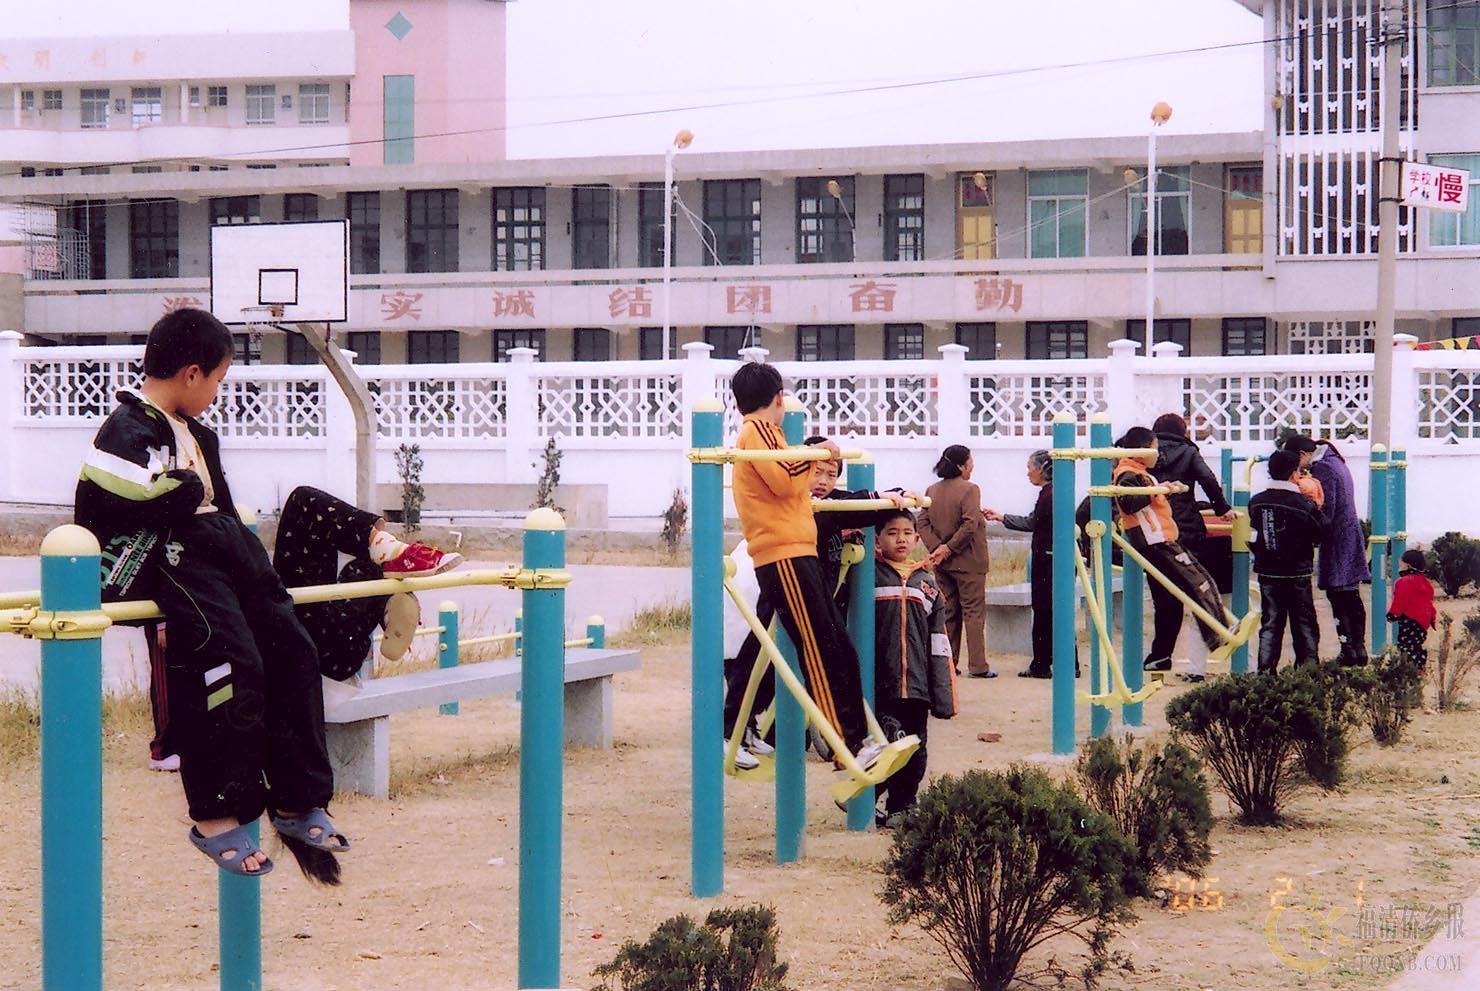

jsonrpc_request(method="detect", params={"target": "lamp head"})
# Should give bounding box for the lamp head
[1150,101,1173,125]
[972,171,989,191]
[1122,168,1140,187]
[826,179,843,199]
[673,128,694,150]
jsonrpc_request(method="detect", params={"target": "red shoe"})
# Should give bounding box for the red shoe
[382,543,463,579]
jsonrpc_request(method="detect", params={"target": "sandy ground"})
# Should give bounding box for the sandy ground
[1,597,1479,991]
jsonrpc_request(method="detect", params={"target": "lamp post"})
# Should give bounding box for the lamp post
[826,179,856,262]
[1143,102,1172,356]
[663,128,694,362]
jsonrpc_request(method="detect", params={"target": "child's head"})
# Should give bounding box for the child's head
[142,308,234,417]
[1280,432,1318,467]
[933,444,972,480]
[731,362,785,423]
[1267,449,1301,482]
[1116,427,1158,469]
[804,435,842,497]
[876,510,917,563]
[1026,449,1052,486]
[1401,548,1427,573]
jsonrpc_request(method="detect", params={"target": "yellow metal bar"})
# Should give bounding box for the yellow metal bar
[687,447,868,465]
[1086,483,1187,497]
[1108,530,1237,640]
[1073,541,1160,705]
[1050,447,1157,461]
[0,590,39,610]
[812,495,931,512]
[1,606,112,641]
[1242,455,1267,489]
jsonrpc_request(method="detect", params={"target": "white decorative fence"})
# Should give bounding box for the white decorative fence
[3,331,1478,536]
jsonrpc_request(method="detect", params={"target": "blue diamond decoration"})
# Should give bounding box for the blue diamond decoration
[385,12,413,41]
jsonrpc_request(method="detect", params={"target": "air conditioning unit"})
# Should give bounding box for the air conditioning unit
[281,94,293,109]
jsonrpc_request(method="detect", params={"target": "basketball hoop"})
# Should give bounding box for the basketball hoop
[240,304,284,347]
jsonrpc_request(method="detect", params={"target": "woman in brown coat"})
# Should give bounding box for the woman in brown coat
[919,445,995,678]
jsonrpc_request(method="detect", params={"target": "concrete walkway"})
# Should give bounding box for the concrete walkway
[0,557,689,692]
[1381,888,1479,991]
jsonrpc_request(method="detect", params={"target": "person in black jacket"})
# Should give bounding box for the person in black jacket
[984,450,1055,678]
[1247,449,1328,672]
[1146,413,1234,673]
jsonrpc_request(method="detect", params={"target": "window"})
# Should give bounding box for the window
[955,322,997,358]
[128,199,179,278]
[1026,321,1088,359]
[246,164,276,171]
[299,83,330,124]
[20,90,34,111]
[492,187,544,271]
[1429,154,1480,247]
[131,166,163,174]
[66,200,107,279]
[884,324,925,360]
[493,329,546,361]
[81,89,110,129]
[704,326,760,358]
[406,189,459,273]
[1225,166,1263,254]
[80,166,110,176]
[571,186,611,270]
[703,179,762,265]
[573,328,613,361]
[283,194,319,222]
[210,196,261,225]
[1428,0,1480,87]
[207,85,229,108]
[20,167,35,178]
[407,331,460,364]
[639,327,678,360]
[1130,165,1191,255]
[1027,169,1087,258]
[131,87,162,127]
[884,174,925,262]
[1221,317,1268,356]
[383,75,414,164]
[796,324,855,361]
[796,177,854,263]
[347,192,381,274]
[245,85,276,124]
[346,331,381,365]
[232,333,261,366]
[285,334,318,366]
[42,90,62,111]
[638,183,676,267]
[1126,319,1192,355]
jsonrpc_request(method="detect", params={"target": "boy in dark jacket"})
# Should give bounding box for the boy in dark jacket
[1247,449,1328,672]
[74,308,346,884]
[872,510,958,828]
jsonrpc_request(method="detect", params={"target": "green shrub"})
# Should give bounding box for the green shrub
[1350,647,1426,745]
[1430,532,1480,598]
[591,905,792,991]
[881,767,1143,991]
[1075,734,1213,880]
[1165,667,1353,825]
[394,443,424,535]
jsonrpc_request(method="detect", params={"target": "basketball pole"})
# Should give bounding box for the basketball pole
[295,321,375,508]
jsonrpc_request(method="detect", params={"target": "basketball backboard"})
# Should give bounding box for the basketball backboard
[209,219,349,324]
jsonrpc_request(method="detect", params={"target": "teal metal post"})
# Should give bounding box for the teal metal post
[1088,416,1113,739]
[514,609,524,657]
[220,507,263,991]
[587,616,606,649]
[1122,553,1146,727]
[40,525,104,991]
[1369,446,1389,653]
[775,399,808,863]
[1220,447,1233,500]
[845,457,877,832]
[438,602,460,715]
[1230,484,1252,675]
[518,508,567,990]
[689,399,725,897]
[1389,447,1407,583]
[1050,413,1078,754]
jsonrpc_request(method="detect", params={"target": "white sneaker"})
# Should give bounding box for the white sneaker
[854,740,886,772]
[149,754,181,772]
[727,741,760,771]
[743,727,775,756]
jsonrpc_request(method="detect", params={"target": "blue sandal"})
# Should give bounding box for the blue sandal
[270,808,351,853]
[190,825,273,877]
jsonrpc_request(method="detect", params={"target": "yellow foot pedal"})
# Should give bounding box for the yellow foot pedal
[828,736,920,807]
[725,753,775,782]
[1210,612,1260,663]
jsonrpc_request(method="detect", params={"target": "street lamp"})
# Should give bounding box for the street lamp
[825,179,856,262]
[1143,101,1172,356]
[663,128,694,362]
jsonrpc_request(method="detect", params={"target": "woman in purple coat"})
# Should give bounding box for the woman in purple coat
[1308,439,1371,665]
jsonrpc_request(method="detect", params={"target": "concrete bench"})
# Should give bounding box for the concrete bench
[985,577,1123,655]
[321,647,640,798]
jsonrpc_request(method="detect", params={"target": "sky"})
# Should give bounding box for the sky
[7,0,1265,159]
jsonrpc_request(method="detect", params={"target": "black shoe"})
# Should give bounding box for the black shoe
[1019,668,1052,679]
[1177,673,1206,683]
[1144,657,1172,673]
[968,670,998,679]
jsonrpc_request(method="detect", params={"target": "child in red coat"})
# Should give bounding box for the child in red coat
[1387,549,1437,668]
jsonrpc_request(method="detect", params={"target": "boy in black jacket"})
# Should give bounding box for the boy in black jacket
[75,308,346,884]
[1247,449,1328,672]
[872,510,958,827]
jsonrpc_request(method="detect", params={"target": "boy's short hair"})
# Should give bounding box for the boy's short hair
[1116,426,1156,450]
[804,434,842,470]
[1279,432,1318,454]
[143,308,234,379]
[876,509,915,533]
[731,362,784,415]
[1267,449,1301,481]
[1401,548,1427,571]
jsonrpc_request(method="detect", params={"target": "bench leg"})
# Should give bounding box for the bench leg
[326,717,390,800]
[564,676,613,748]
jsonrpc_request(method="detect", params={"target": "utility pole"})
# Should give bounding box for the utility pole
[1372,0,1406,448]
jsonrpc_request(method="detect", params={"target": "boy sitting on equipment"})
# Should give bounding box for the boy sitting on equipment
[1247,449,1327,672]
[75,308,347,884]
[872,510,957,828]
[728,362,884,773]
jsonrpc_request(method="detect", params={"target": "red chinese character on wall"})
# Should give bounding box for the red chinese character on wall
[848,280,897,313]
[974,277,1023,313]
[726,285,772,315]
[161,295,204,314]
[492,289,536,318]
[379,290,423,321]
[1438,171,1466,206]
[608,286,653,319]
